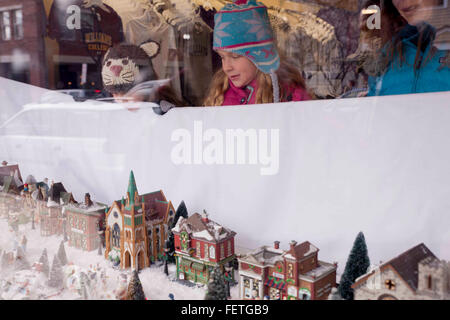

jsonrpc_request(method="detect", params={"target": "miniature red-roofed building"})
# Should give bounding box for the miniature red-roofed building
[172,210,237,284]
[238,240,336,300]
[104,171,175,270]
[352,243,450,300]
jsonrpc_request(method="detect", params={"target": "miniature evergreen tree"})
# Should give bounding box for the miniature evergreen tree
[172,201,188,229]
[338,232,370,300]
[126,270,146,300]
[205,266,228,300]
[48,255,64,288]
[39,248,50,276]
[57,241,68,266]
[14,246,30,271]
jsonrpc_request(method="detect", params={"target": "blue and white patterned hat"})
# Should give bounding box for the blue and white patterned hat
[213,0,280,74]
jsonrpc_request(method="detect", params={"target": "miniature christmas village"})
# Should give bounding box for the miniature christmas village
[0,160,448,300]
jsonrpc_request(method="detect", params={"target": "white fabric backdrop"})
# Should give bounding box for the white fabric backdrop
[1,78,449,274]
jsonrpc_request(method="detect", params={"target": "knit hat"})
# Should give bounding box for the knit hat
[213,0,280,101]
[213,0,280,74]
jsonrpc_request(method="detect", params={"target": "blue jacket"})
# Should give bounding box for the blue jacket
[368,24,450,96]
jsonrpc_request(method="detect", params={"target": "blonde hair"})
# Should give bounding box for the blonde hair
[203,58,309,106]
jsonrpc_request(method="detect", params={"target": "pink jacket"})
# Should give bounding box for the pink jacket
[222,79,311,106]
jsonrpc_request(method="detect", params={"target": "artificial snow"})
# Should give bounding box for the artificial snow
[0,219,240,300]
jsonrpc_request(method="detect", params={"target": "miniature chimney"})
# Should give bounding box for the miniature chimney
[202,210,209,223]
[290,240,297,251]
[274,241,280,249]
[2,160,7,166]
[85,193,93,207]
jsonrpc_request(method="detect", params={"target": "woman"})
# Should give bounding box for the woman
[365,0,450,96]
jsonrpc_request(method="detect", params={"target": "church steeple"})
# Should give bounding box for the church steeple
[127,170,138,206]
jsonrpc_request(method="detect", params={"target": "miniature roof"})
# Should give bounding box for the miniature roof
[285,241,319,260]
[142,191,169,222]
[127,171,138,205]
[173,213,236,242]
[112,190,170,222]
[386,243,437,291]
[243,246,285,266]
[48,182,67,203]
[353,243,437,291]
[60,192,77,205]
[25,175,37,185]
[1,175,23,194]
[0,164,22,184]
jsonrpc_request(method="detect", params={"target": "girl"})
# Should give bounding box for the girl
[364,0,450,96]
[203,0,311,106]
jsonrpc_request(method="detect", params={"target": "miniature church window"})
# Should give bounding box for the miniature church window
[385,279,396,290]
[112,223,120,248]
[204,243,208,259]
[427,275,433,290]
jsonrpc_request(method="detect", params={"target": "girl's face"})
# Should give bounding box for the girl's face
[392,0,429,24]
[217,50,258,88]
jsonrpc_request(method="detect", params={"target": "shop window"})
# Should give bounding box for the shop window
[13,9,23,40]
[1,11,11,41]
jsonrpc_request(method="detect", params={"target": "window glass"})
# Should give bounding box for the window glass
[0,0,447,105]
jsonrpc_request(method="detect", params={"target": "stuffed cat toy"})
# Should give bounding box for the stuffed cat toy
[101,41,160,96]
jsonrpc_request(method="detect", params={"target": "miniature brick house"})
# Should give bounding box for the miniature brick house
[352,243,450,300]
[238,240,337,300]
[65,193,107,251]
[104,171,175,270]
[39,182,76,237]
[172,211,237,285]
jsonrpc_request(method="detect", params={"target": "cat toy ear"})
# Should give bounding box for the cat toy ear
[140,40,161,59]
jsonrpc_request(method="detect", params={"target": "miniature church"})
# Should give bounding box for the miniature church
[104,171,175,270]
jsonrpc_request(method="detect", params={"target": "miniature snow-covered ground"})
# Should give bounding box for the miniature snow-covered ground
[0,220,239,300]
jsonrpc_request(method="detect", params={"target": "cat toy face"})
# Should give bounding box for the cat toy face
[102,57,140,88]
[102,42,160,95]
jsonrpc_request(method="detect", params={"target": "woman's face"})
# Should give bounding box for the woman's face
[217,50,258,88]
[392,0,431,25]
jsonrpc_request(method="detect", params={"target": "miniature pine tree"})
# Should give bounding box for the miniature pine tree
[39,248,50,276]
[172,201,188,229]
[205,266,228,300]
[14,246,30,271]
[126,270,146,300]
[48,255,64,288]
[338,232,370,300]
[57,241,68,266]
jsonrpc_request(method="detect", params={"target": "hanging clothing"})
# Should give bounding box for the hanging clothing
[176,18,213,106]
[48,0,124,63]
[104,0,183,99]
